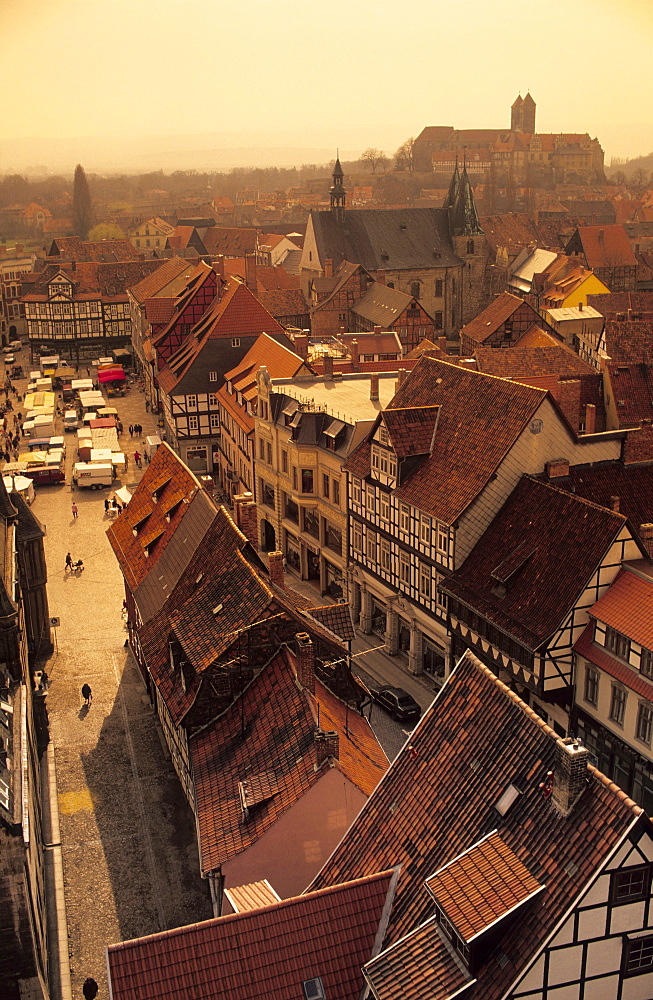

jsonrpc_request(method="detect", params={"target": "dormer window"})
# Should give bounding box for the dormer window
[604,625,630,661]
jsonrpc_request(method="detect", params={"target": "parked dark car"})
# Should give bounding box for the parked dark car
[11,365,23,378]
[372,686,421,722]
[23,464,65,486]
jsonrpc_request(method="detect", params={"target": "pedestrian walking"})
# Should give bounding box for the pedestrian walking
[81,684,92,707]
[82,978,98,1000]
[134,450,142,468]
[104,497,110,513]
[137,423,142,435]
[71,502,78,519]
[65,552,73,571]
[128,424,134,437]
[117,420,123,435]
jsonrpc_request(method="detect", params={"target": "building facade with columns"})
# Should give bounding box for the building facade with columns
[254,368,399,602]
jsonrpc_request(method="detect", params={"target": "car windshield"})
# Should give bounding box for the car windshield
[397,696,415,706]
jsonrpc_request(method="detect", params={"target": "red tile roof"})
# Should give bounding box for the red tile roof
[144,296,177,324]
[574,622,653,701]
[190,647,388,873]
[310,650,644,1000]
[475,344,593,379]
[607,362,653,426]
[587,564,653,649]
[383,406,440,459]
[345,358,547,524]
[129,256,195,303]
[107,870,398,1000]
[254,288,308,319]
[202,226,258,255]
[424,831,542,941]
[543,462,653,530]
[571,225,637,269]
[441,477,627,648]
[255,265,300,290]
[459,292,531,344]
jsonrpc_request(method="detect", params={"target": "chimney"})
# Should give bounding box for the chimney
[244,254,257,291]
[374,325,382,335]
[268,550,285,588]
[545,458,570,479]
[199,475,215,497]
[610,495,620,512]
[324,258,334,278]
[370,374,380,401]
[314,729,339,770]
[584,403,596,434]
[293,333,309,359]
[578,301,583,311]
[639,524,653,558]
[623,420,653,465]
[551,738,590,817]
[350,339,359,366]
[233,492,258,547]
[295,632,315,693]
[323,353,334,378]
[376,269,386,286]
[438,336,448,353]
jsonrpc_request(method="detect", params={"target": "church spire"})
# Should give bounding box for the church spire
[449,163,483,237]
[330,153,346,223]
[443,158,460,211]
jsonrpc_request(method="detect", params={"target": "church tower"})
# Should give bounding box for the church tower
[447,163,485,327]
[511,94,524,132]
[521,92,536,134]
[330,155,346,224]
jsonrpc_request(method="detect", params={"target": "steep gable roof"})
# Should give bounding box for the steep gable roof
[345,358,547,523]
[202,226,258,255]
[351,282,422,326]
[567,225,637,269]
[587,564,653,649]
[129,256,195,304]
[190,647,388,873]
[441,477,629,648]
[310,651,645,1000]
[460,292,537,344]
[107,870,398,1000]
[311,207,461,271]
[541,461,653,529]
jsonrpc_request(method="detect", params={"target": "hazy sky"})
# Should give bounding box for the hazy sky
[2,0,652,170]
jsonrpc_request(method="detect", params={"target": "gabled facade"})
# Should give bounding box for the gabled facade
[310,649,653,1000]
[344,357,625,684]
[459,292,556,354]
[157,279,293,473]
[128,216,175,252]
[566,225,638,292]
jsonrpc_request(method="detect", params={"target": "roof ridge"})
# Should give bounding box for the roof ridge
[526,474,628,521]
[416,355,548,395]
[109,869,397,951]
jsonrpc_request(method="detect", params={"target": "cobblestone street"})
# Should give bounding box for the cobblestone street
[31,376,212,1000]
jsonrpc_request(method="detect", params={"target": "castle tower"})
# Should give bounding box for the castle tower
[330,155,346,224]
[522,92,536,134]
[511,94,524,132]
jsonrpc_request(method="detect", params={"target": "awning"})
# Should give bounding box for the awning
[115,486,132,506]
[98,367,125,383]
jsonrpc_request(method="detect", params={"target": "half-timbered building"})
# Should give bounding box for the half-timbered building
[156,278,293,474]
[310,649,653,1000]
[441,475,646,734]
[344,357,626,684]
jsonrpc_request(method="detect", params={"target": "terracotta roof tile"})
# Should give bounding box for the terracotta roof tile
[586,565,653,650]
[543,462,653,530]
[571,225,637,269]
[364,918,474,1000]
[345,358,546,524]
[144,296,177,324]
[224,880,280,912]
[310,651,644,1000]
[202,226,258,255]
[129,256,194,303]
[475,344,594,379]
[254,288,308,319]
[383,406,440,459]
[441,477,626,648]
[107,870,397,1000]
[607,362,653,426]
[459,292,528,344]
[575,622,653,701]
[303,603,356,642]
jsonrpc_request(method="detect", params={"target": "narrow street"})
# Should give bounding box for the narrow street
[34,378,212,1000]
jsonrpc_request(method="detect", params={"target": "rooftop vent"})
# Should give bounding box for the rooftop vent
[303,977,326,1000]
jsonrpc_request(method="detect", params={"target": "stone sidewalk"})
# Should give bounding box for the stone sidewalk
[39,381,212,1000]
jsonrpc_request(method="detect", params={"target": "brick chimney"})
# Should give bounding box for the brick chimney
[324,258,334,278]
[293,334,309,359]
[555,379,581,431]
[323,353,334,378]
[623,420,653,465]
[545,458,570,479]
[233,492,258,547]
[244,254,257,291]
[639,524,653,557]
[370,374,380,401]
[198,475,214,497]
[314,729,339,769]
[584,403,596,434]
[350,339,359,366]
[551,738,590,817]
[610,496,620,512]
[437,336,447,353]
[376,269,386,286]
[374,325,382,335]
[268,550,285,588]
[295,632,315,693]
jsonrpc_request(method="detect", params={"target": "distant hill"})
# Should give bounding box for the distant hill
[607,151,653,179]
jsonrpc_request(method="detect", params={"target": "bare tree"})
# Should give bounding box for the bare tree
[73,164,93,238]
[395,138,415,173]
[631,168,650,191]
[359,148,388,174]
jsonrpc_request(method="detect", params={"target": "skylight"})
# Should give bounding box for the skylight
[495,784,521,816]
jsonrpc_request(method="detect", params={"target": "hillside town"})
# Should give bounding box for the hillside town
[3,93,653,1000]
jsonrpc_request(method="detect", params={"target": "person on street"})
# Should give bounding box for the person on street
[128,424,134,437]
[81,684,92,707]
[104,497,110,513]
[134,450,141,468]
[71,502,79,519]
[65,552,73,571]
[82,977,98,1000]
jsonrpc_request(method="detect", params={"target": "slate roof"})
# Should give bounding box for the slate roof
[310,650,646,1000]
[441,476,628,649]
[310,208,461,271]
[460,292,536,344]
[567,225,637,269]
[586,564,653,649]
[345,358,547,524]
[474,344,593,379]
[543,462,653,529]
[106,443,206,593]
[350,283,422,326]
[106,870,398,1000]
[190,647,388,872]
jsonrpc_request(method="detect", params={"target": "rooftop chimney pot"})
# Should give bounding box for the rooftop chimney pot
[551,737,590,817]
